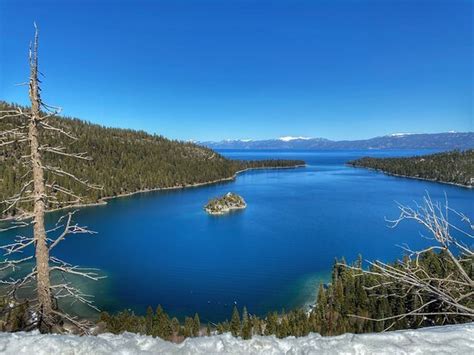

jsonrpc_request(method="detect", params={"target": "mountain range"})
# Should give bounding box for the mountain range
[200,132,474,150]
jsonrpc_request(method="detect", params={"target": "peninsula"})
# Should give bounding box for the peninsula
[348,149,473,188]
[0,101,304,220]
[205,192,247,215]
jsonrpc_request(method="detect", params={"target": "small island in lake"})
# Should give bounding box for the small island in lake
[205,192,247,215]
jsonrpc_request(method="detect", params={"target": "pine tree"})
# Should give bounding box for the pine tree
[314,283,327,334]
[251,316,263,336]
[222,320,231,332]
[171,317,180,335]
[145,306,153,335]
[241,306,252,339]
[230,306,241,337]
[162,313,173,339]
[335,278,345,315]
[183,317,194,337]
[153,305,164,337]
[264,312,278,335]
[277,315,289,338]
[193,313,200,337]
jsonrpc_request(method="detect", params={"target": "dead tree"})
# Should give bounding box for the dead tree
[344,194,473,330]
[0,24,103,333]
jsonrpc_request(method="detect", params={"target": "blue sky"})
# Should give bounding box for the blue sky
[0,0,472,141]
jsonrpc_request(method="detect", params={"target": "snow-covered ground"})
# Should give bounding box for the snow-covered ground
[0,323,472,354]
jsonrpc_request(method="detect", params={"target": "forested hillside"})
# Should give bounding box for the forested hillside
[0,101,303,218]
[348,150,474,187]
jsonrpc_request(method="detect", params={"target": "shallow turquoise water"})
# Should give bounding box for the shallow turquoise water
[2,149,473,322]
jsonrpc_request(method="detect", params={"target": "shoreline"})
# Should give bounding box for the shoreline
[0,164,306,222]
[205,204,247,215]
[348,164,473,189]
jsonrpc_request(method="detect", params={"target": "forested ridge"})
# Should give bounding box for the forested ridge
[0,101,304,218]
[348,150,473,187]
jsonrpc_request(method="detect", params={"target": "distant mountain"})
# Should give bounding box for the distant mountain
[200,132,474,150]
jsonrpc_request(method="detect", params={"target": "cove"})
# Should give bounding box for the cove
[1,149,473,323]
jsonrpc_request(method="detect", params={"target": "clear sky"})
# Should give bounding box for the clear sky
[0,0,472,141]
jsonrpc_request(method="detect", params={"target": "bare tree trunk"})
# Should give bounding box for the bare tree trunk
[0,23,103,333]
[28,25,53,332]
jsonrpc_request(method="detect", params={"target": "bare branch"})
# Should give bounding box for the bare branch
[38,120,77,140]
[343,194,474,326]
[48,211,96,251]
[43,165,102,190]
[40,145,91,160]
[0,23,101,333]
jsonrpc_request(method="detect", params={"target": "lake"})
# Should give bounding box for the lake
[2,149,473,323]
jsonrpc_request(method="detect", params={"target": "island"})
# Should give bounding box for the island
[1,98,305,221]
[347,149,473,188]
[204,192,247,215]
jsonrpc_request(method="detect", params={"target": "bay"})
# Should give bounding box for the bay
[2,149,473,323]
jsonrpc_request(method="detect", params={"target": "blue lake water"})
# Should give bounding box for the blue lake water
[2,149,473,323]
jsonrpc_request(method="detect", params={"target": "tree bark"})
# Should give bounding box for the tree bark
[28,25,53,333]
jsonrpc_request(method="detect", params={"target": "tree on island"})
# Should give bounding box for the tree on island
[0,24,102,333]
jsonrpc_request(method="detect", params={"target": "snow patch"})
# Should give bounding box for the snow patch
[0,323,472,354]
[389,132,414,137]
[279,136,312,142]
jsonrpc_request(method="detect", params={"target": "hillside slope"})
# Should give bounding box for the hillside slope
[0,323,472,355]
[0,101,303,218]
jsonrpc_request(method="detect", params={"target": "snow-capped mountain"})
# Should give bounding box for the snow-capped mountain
[388,132,414,137]
[278,136,313,141]
[200,132,474,150]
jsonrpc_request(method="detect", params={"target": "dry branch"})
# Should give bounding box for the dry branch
[0,24,103,334]
[342,194,474,331]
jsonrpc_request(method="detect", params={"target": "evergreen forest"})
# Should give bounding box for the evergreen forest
[0,101,303,218]
[348,150,473,187]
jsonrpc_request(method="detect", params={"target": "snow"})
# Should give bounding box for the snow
[389,133,414,137]
[0,323,472,355]
[279,136,312,142]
